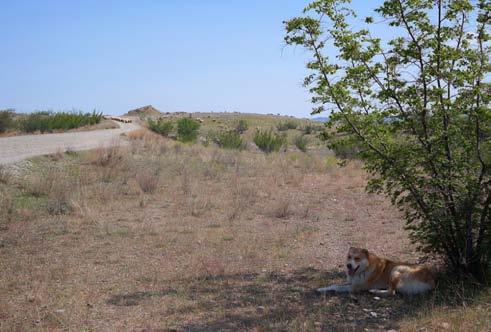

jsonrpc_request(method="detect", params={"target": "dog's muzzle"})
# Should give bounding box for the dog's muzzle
[347,265,359,276]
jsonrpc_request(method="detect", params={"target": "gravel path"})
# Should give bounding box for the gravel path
[0,122,139,165]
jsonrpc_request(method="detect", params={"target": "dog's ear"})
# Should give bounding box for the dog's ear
[362,248,369,256]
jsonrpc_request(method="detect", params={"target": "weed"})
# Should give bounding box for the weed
[180,165,191,195]
[0,165,11,184]
[234,119,249,134]
[136,168,160,194]
[253,130,286,153]
[276,120,298,131]
[273,199,291,219]
[0,189,14,223]
[88,143,122,167]
[293,134,309,152]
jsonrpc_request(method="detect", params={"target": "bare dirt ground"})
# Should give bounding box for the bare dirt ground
[0,130,489,331]
[0,121,139,165]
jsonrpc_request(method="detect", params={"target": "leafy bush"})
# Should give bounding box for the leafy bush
[213,130,246,150]
[234,119,249,134]
[286,0,491,278]
[253,130,286,153]
[276,121,298,131]
[19,111,102,133]
[177,118,200,143]
[147,118,174,137]
[294,134,309,152]
[0,109,15,133]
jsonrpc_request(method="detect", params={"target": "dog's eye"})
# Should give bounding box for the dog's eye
[354,257,360,262]
[348,256,352,259]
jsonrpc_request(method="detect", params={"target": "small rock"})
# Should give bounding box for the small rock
[370,312,378,318]
[440,322,450,329]
[374,296,381,300]
[55,309,65,313]
[257,306,266,312]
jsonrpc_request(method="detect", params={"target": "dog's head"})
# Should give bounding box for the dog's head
[346,247,369,277]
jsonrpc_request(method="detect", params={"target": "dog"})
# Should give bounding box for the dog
[317,247,435,295]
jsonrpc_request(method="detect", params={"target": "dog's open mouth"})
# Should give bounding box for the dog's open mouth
[347,265,359,276]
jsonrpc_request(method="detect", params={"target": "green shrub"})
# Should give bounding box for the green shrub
[19,111,102,133]
[276,120,298,131]
[177,118,200,142]
[303,124,324,134]
[294,134,309,152]
[147,118,174,137]
[253,130,286,153]
[234,119,249,134]
[322,133,363,159]
[0,109,15,133]
[214,130,246,150]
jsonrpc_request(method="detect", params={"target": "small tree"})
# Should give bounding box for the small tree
[177,118,200,142]
[0,110,15,133]
[285,0,490,279]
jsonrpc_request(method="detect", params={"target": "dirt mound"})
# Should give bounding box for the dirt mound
[125,105,161,117]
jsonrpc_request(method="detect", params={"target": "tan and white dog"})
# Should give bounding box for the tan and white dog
[317,247,435,295]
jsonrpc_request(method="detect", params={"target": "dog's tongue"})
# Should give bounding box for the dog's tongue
[347,268,355,276]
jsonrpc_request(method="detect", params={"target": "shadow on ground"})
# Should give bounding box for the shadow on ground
[106,267,486,331]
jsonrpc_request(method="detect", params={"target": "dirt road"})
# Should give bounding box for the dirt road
[0,122,139,164]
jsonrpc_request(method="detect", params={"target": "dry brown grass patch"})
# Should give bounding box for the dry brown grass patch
[135,168,160,194]
[273,198,292,219]
[3,134,486,331]
[88,142,122,167]
[0,165,11,184]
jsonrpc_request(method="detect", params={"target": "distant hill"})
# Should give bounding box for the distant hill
[125,105,161,117]
[311,117,329,123]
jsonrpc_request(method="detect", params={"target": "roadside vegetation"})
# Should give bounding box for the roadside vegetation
[147,118,173,137]
[0,109,15,133]
[0,109,103,134]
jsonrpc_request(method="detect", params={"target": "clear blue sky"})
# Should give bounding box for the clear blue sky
[1,0,381,117]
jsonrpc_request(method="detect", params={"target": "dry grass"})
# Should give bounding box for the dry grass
[88,142,122,167]
[273,198,292,219]
[135,168,160,194]
[0,132,489,331]
[0,165,11,184]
